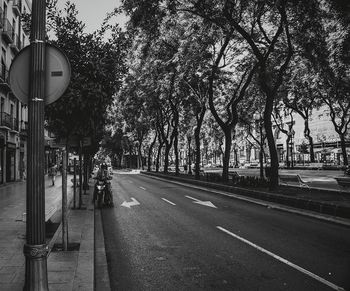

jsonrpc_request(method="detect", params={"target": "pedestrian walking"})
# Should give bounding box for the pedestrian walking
[49,164,58,186]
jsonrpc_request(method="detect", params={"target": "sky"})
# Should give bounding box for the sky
[56,0,128,33]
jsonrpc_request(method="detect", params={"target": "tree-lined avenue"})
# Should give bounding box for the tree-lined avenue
[101,172,350,290]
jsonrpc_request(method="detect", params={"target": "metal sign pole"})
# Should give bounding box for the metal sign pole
[62,148,68,251]
[23,0,48,290]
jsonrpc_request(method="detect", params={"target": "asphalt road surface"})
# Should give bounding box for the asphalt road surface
[101,171,350,291]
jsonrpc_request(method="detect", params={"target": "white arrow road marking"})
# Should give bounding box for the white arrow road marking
[161,198,176,206]
[217,226,345,291]
[139,186,146,190]
[185,195,217,208]
[121,198,140,208]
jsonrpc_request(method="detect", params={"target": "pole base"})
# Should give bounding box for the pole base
[23,244,49,291]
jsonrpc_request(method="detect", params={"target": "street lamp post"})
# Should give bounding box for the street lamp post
[23,0,49,289]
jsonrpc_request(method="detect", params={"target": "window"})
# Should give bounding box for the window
[0,98,4,113]
[10,103,14,118]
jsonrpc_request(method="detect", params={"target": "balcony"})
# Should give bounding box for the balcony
[12,0,22,15]
[0,112,12,129]
[0,112,19,131]
[10,33,21,53]
[2,19,14,44]
[0,64,10,92]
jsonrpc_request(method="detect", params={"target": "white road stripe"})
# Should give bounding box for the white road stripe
[162,198,176,205]
[216,226,345,291]
[161,198,176,205]
[139,186,146,190]
[185,195,200,202]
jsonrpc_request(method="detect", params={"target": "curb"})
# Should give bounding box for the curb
[94,209,111,290]
[141,171,350,227]
[47,188,75,255]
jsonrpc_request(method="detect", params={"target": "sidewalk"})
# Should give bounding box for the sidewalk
[0,175,95,291]
[47,182,94,291]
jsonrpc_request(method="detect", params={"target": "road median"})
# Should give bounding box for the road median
[141,171,350,222]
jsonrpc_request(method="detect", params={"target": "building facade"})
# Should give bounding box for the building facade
[0,0,31,184]
[236,105,350,167]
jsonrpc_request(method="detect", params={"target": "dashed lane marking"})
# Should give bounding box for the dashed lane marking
[161,198,176,206]
[216,226,345,291]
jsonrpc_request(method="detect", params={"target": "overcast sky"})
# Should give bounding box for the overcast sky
[56,0,128,33]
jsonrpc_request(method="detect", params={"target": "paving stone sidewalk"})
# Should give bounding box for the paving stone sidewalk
[47,184,94,291]
[0,175,94,291]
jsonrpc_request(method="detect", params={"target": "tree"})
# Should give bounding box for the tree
[295,0,350,165]
[284,57,322,163]
[45,2,127,155]
[180,0,293,188]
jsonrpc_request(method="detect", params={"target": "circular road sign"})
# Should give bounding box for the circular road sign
[9,44,71,105]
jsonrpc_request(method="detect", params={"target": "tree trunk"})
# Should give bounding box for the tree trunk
[138,143,143,169]
[155,142,163,172]
[222,128,232,182]
[286,136,291,168]
[194,109,206,180]
[304,119,315,162]
[164,143,171,173]
[194,127,201,180]
[174,132,179,176]
[340,134,349,166]
[147,133,157,171]
[187,136,192,175]
[264,96,279,189]
[234,147,238,167]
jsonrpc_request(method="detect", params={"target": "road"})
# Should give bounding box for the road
[101,171,350,290]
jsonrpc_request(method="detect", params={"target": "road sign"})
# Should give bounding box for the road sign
[9,44,71,105]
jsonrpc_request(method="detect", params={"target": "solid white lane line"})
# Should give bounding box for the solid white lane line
[139,186,146,190]
[216,226,345,291]
[161,198,176,206]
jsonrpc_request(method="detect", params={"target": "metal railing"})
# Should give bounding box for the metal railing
[0,112,13,128]
[0,112,20,131]
[0,64,9,83]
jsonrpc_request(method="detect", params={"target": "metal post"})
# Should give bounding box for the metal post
[23,0,48,290]
[62,149,68,251]
[73,158,76,209]
[79,142,83,208]
[188,136,192,175]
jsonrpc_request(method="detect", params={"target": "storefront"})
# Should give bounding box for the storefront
[6,142,16,182]
[0,135,4,184]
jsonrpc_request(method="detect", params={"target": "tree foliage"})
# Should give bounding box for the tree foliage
[44,1,127,153]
